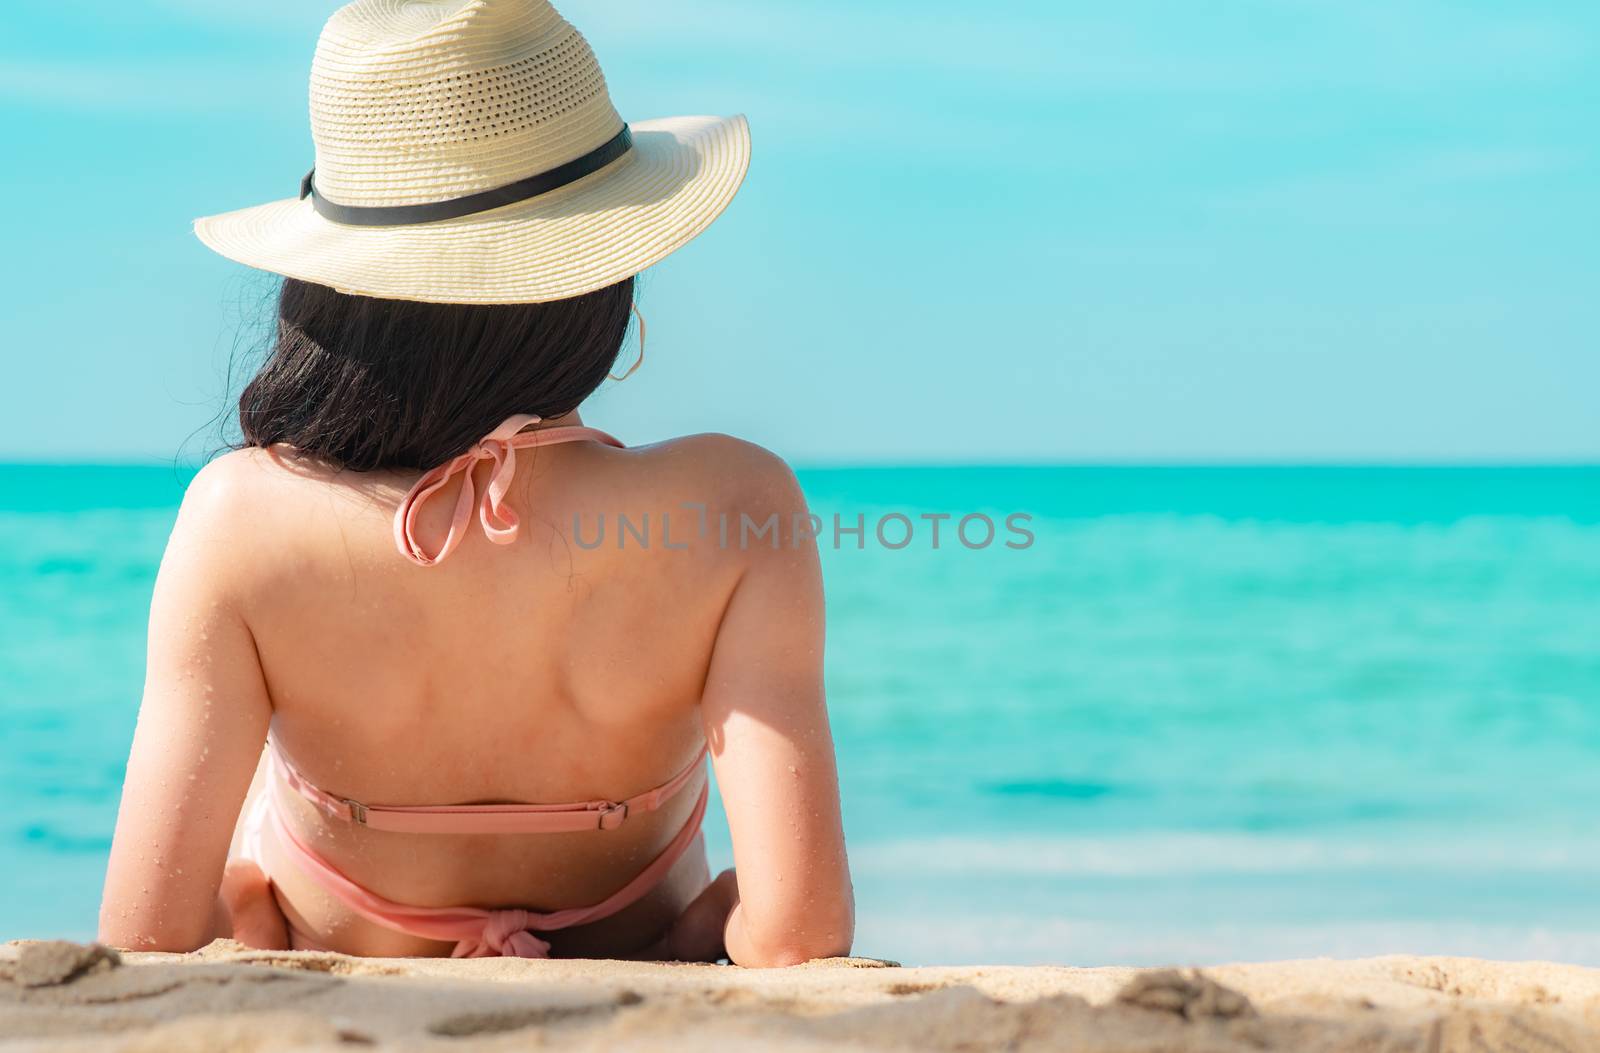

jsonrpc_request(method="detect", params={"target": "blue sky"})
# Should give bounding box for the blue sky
[1,0,1596,463]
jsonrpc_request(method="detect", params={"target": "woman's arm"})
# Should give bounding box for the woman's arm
[699,445,854,967]
[100,460,273,951]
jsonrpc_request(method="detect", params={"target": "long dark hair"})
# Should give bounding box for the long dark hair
[238,276,634,471]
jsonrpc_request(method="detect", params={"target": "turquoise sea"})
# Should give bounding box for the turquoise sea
[2,464,1598,965]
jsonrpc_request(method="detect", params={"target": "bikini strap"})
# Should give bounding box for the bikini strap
[269,738,708,835]
[393,413,624,567]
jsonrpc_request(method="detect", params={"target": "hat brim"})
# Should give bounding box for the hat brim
[194,115,749,305]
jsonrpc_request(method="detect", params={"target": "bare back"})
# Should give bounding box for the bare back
[102,423,855,963]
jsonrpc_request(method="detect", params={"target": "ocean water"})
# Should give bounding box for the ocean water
[2,464,1598,966]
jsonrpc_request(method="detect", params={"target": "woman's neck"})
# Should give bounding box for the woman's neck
[534,410,584,430]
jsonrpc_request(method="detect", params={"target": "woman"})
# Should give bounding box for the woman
[98,0,853,967]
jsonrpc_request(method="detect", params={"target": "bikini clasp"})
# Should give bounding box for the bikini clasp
[342,797,370,825]
[596,801,629,831]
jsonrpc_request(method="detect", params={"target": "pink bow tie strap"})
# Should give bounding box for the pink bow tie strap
[393,414,624,566]
[460,911,553,959]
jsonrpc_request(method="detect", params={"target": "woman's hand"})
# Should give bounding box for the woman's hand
[214,859,290,951]
[640,867,740,963]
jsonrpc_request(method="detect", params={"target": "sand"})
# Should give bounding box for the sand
[5,939,1600,1052]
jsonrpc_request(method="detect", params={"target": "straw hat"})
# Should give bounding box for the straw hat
[195,0,750,305]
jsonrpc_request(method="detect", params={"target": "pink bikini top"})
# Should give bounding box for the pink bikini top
[273,412,708,837]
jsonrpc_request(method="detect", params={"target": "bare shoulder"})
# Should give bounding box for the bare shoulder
[171,447,357,574]
[611,433,814,567]
[176,448,273,530]
[628,433,807,512]
[144,449,285,614]
[177,446,325,532]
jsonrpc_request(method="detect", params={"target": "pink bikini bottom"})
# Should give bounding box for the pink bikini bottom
[234,774,709,958]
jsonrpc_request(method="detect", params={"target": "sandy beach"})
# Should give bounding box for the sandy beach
[4,940,1599,1052]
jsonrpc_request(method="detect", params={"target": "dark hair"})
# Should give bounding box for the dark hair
[238,276,634,471]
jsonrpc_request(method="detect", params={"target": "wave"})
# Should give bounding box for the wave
[850,831,1600,877]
